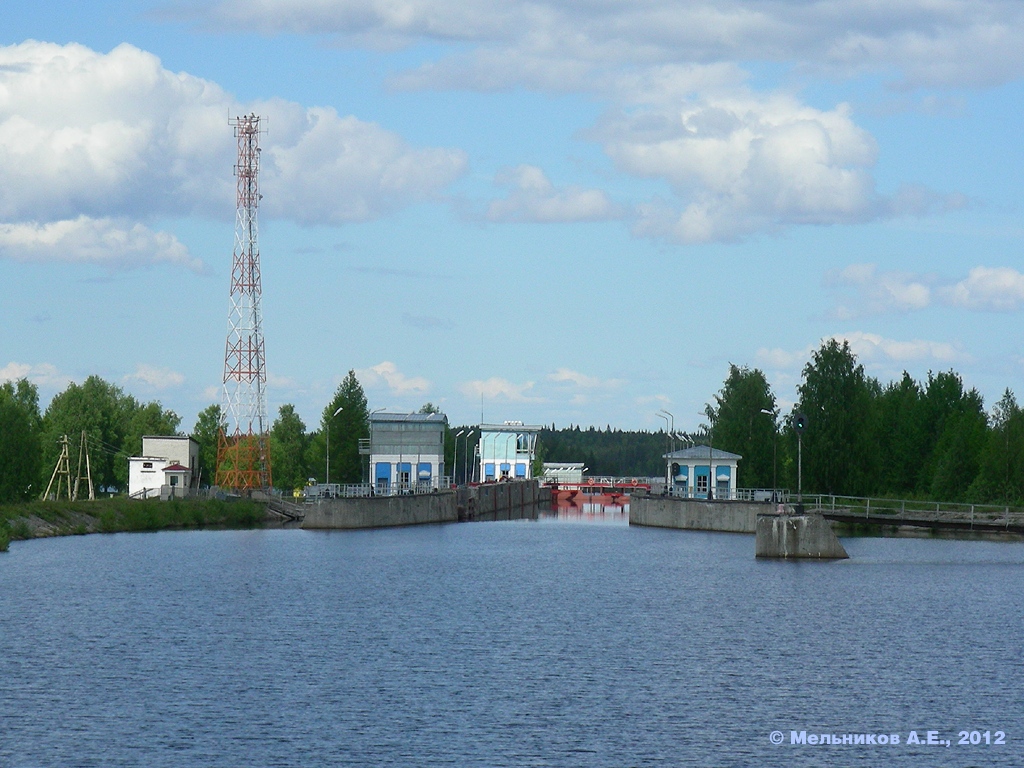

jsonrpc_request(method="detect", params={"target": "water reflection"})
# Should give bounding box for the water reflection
[542,490,631,523]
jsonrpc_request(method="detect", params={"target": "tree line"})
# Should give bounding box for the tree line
[3,342,1023,504]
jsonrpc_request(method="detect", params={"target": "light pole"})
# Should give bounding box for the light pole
[698,411,713,500]
[659,409,677,453]
[326,405,343,488]
[462,429,476,485]
[656,412,670,487]
[502,433,515,480]
[367,407,386,486]
[454,430,464,485]
[760,408,778,496]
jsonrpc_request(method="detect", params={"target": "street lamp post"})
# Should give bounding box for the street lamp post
[462,429,476,485]
[326,405,343,489]
[454,430,464,485]
[760,408,778,497]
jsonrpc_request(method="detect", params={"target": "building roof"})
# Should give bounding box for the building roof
[480,422,543,433]
[370,412,448,424]
[664,445,742,461]
[163,463,190,472]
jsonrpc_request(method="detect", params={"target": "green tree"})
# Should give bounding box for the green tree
[706,364,778,489]
[191,404,222,487]
[873,372,928,495]
[922,374,987,501]
[792,339,877,496]
[270,404,309,492]
[41,376,179,494]
[0,379,43,502]
[309,371,369,484]
[969,390,1024,503]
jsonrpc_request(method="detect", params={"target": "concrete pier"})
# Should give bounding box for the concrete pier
[755,512,849,559]
[629,492,762,533]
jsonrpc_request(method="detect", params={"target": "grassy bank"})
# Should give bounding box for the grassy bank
[0,497,269,550]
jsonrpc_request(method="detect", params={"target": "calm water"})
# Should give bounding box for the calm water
[1,517,1022,767]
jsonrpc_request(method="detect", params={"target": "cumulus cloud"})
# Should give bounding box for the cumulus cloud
[487,166,620,223]
[826,263,934,318]
[0,217,202,271]
[757,332,962,372]
[194,1,1024,90]
[828,263,1024,316]
[604,93,885,242]
[0,40,467,251]
[357,361,430,394]
[940,266,1024,311]
[836,331,962,365]
[0,361,68,388]
[263,105,467,224]
[460,377,540,402]
[548,368,623,389]
[123,364,186,389]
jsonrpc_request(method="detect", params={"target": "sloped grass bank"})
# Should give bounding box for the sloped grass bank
[0,497,269,551]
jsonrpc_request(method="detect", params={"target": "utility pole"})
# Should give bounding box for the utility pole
[42,435,72,501]
[72,430,94,501]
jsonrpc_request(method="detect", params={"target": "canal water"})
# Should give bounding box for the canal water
[1,517,1022,767]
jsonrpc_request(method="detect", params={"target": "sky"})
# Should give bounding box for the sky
[2,1,1024,436]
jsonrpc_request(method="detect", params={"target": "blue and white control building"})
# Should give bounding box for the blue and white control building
[370,412,448,492]
[477,422,541,482]
[664,445,741,499]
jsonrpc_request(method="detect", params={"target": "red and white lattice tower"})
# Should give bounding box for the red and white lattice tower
[217,113,272,491]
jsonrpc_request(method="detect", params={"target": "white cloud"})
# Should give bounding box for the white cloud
[606,93,885,242]
[827,263,933,317]
[0,216,202,271]
[123,364,186,389]
[548,367,623,389]
[835,331,962,364]
[940,266,1024,311]
[460,377,540,402]
[263,105,467,224]
[828,263,1024,316]
[357,361,430,394]
[195,1,1024,90]
[758,332,962,373]
[756,345,816,371]
[0,41,467,232]
[487,165,620,223]
[0,361,69,388]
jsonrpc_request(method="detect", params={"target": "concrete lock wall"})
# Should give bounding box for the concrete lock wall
[300,480,543,530]
[301,491,458,530]
[629,493,762,533]
[458,480,543,521]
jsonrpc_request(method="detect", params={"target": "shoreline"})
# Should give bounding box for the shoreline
[0,497,272,551]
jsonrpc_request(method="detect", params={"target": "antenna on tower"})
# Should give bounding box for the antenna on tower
[217,113,273,492]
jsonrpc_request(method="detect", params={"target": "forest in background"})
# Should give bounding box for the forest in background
[3,339,1024,506]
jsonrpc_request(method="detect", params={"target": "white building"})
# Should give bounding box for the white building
[370,412,448,492]
[477,422,542,482]
[127,435,200,499]
[664,445,741,499]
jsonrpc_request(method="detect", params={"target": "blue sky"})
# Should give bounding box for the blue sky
[2,1,1024,435]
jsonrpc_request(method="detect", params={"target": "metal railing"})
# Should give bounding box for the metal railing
[303,477,455,500]
[803,494,1024,529]
[651,482,791,502]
